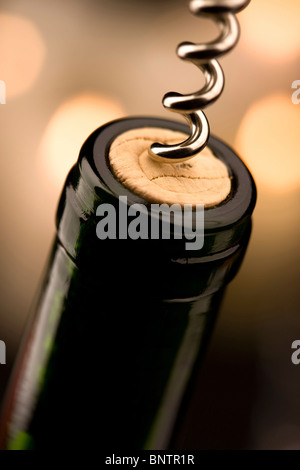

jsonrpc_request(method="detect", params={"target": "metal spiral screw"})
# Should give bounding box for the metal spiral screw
[149,0,251,163]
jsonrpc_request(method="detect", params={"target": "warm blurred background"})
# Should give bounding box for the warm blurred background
[1,0,300,449]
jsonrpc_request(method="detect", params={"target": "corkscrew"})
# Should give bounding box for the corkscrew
[149,0,251,163]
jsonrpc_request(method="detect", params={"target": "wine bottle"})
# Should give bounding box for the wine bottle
[0,117,256,450]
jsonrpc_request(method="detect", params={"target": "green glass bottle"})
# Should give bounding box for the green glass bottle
[0,117,256,450]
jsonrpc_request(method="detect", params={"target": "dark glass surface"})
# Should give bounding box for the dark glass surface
[0,117,256,450]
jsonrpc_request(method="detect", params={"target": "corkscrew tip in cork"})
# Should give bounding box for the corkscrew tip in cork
[150,111,209,164]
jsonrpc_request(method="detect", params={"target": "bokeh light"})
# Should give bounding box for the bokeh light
[236,93,300,192]
[240,0,300,63]
[0,13,45,98]
[39,92,125,189]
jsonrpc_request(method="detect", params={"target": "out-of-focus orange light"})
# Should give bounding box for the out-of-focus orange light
[39,93,125,189]
[236,94,300,192]
[240,0,300,63]
[0,14,45,98]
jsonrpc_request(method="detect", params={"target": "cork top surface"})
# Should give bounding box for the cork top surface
[108,127,231,207]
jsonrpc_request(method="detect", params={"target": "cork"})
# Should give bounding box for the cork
[108,127,231,207]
